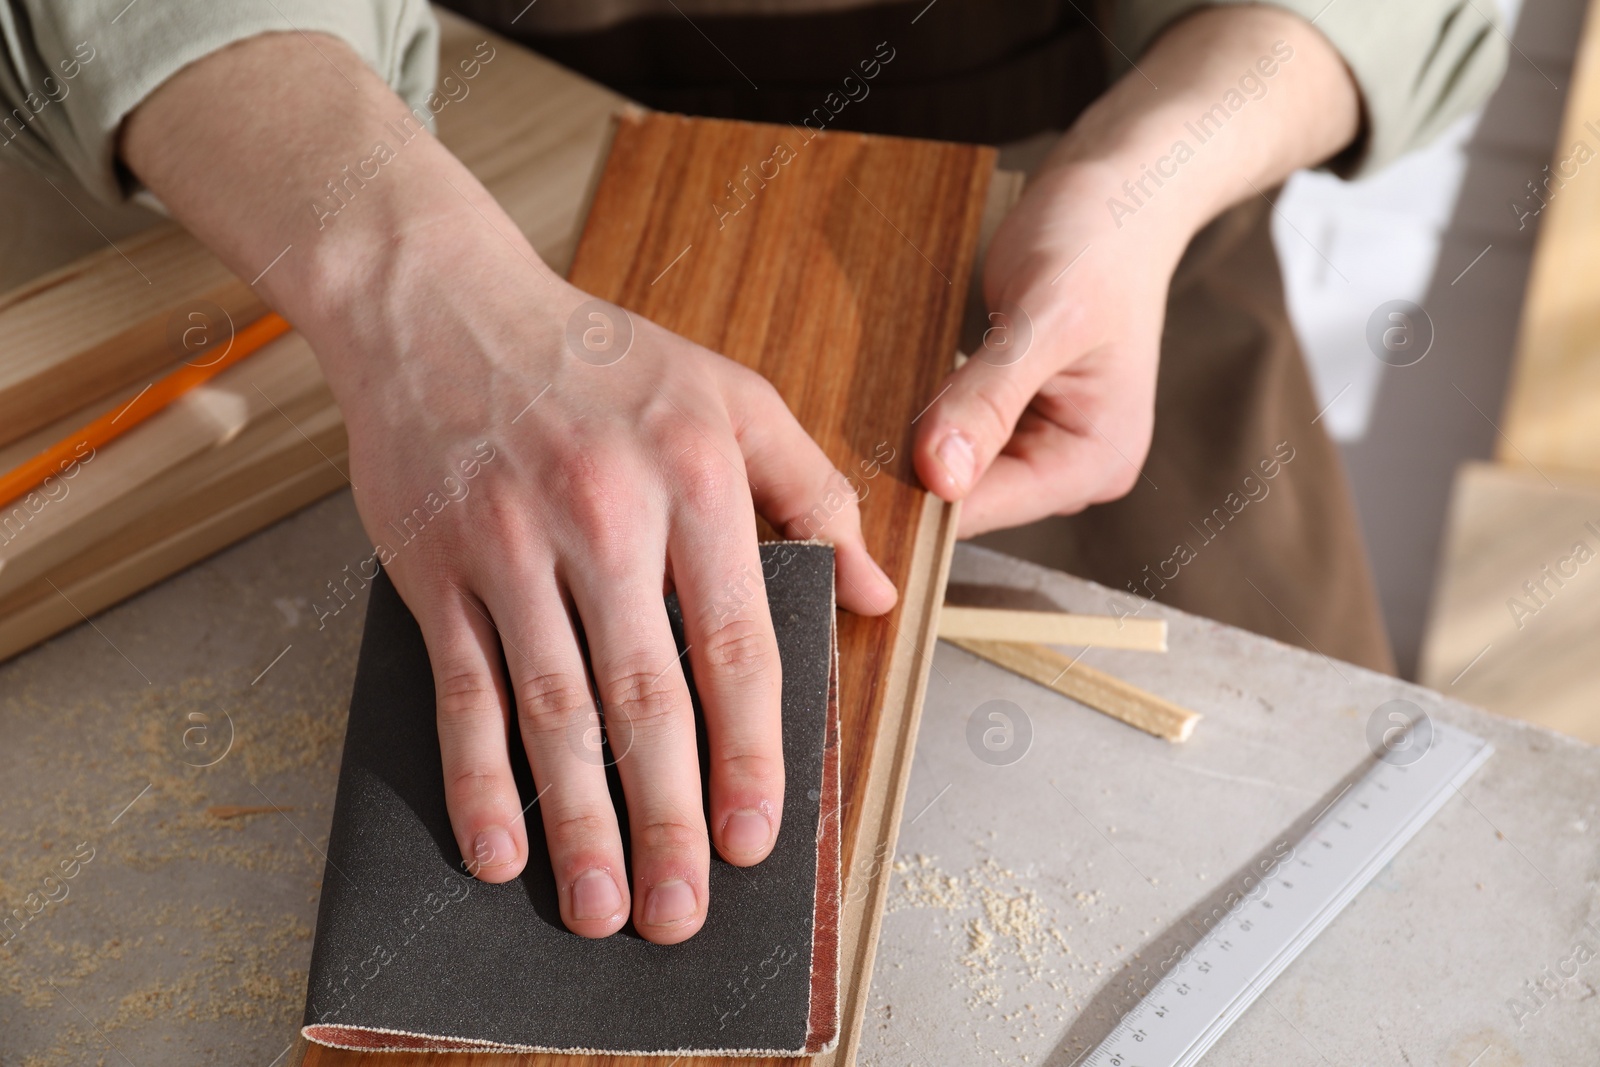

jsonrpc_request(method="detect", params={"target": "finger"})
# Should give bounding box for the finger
[568,555,710,945]
[728,374,897,616]
[482,571,630,938]
[412,583,528,884]
[913,307,1078,503]
[956,407,1143,537]
[664,441,784,868]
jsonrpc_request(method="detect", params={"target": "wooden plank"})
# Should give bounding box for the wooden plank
[819,491,957,1067]
[0,333,335,600]
[299,111,992,1067]
[0,223,266,449]
[937,605,1168,651]
[1498,0,1600,474]
[1417,461,1600,743]
[0,395,344,602]
[0,436,349,663]
[945,637,1201,743]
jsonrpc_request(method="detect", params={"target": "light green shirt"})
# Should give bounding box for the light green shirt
[1114,0,1508,175]
[0,0,1505,201]
[0,0,437,200]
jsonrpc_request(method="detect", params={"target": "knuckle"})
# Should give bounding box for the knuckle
[445,765,503,803]
[699,614,776,681]
[715,746,784,790]
[514,669,593,734]
[634,817,704,856]
[726,360,779,404]
[779,469,858,541]
[464,488,527,543]
[667,441,738,517]
[1088,432,1150,504]
[1099,463,1141,501]
[965,378,1025,446]
[547,810,614,848]
[556,447,636,544]
[827,469,865,522]
[605,669,687,731]
[435,664,500,724]
[741,371,789,419]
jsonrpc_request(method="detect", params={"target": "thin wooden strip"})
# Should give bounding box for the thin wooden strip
[0,224,267,449]
[937,605,1167,651]
[0,400,345,623]
[0,312,292,511]
[815,491,957,1067]
[946,636,1200,743]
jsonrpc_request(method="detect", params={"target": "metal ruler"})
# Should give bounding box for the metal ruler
[1081,721,1493,1067]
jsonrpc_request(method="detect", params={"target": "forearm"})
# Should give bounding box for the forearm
[119,31,557,410]
[1048,5,1360,245]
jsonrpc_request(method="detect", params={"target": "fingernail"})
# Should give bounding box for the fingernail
[723,809,773,857]
[937,431,975,493]
[472,826,516,871]
[644,878,698,927]
[571,868,622,921]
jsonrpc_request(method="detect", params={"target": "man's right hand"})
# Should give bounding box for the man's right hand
[121,29,896,944]
[332,254,896,944]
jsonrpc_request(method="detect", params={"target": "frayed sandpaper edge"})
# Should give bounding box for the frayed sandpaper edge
[804,567,842,1054]
[300,1023,815,1057]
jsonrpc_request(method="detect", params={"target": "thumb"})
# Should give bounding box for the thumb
[914,304,1053,501]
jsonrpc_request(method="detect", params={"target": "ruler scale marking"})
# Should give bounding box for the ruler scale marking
[1082,723,1493,1067]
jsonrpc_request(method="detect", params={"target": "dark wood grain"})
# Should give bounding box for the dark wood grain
[302,111,992,1067]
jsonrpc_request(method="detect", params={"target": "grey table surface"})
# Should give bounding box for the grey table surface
[0,491,1596,1067]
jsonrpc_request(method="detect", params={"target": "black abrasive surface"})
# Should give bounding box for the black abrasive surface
[302,543,835,1054]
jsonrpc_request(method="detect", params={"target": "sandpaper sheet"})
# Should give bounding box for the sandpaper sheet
[301,543,840,1056]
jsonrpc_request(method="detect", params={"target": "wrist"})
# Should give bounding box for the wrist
[1042,89,1236,251]
[1035,6,1358,253]
[273,136,549,331]
[275,144,574,402]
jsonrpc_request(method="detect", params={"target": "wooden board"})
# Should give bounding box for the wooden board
[0,334,334,600]
[0,224,265,449]
[1417,461,1600,743]
[1498,0,1600,474]
[298,112,993,1067]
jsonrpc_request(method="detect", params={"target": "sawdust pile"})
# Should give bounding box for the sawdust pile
[889,854,1077,1006]
[879,843,1168,1066]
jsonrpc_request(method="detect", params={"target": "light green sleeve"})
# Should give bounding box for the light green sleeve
[0,0,439,201]
[1112,0,1509,176]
